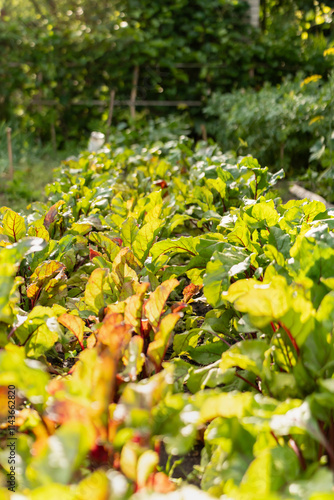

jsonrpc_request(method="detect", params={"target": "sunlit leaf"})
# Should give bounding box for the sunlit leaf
[147,312,181,369]
[133,219,164,262]
[97,312,132,352]
[220,340,268,377]
[58,313,85,349]
[27,261,66,300]
[137,450,159,489]
[121,335,145,381]
[44,201,65,230]
[145,278,179,327]
[2,208,26,242]
[124,282,149,334]
[121,216,139,248]
[84,268,108,314]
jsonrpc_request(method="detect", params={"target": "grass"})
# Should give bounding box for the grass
[0,159,57,213]
[0,123,84,213]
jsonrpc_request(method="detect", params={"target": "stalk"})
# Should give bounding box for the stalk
[277,321,300,357]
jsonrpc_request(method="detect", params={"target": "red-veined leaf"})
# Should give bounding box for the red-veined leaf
[183,283,203,303]
[43,200,65,230]
[97,313,132,352]
[144,278,179,328]
[27,260,66,299]
[3,208,26,242]
[147,312,181,370]
[58,313,85,349]
[89,247,102,260]
[124,282,149,334]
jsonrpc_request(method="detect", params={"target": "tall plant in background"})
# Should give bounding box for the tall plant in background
[323,47,334,170]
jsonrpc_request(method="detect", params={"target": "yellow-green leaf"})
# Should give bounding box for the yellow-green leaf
[147,312,180,368]
[137,450,159,488]
[145,278,179,327]
[84,268,108,314]
[3,209,26,242]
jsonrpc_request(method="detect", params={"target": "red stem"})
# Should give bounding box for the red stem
[235,373,262,393]
[328,418,334,471]
[270,430,280,446]
[278,321,300,357]
[288,435,306,471]
[318,421,324,461]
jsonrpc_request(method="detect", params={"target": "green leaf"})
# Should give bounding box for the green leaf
[186,361,235,393]
[120,442,139,481]
[206,177,226,198]
[220,340,268,377]
[26,422,94,487]
[240,446,299,496]
[200,391,255,423]
[187,338,227,365]
[111,247,140,297]
[224,276,289,326]
[69,222,92,235]
[225,276,315,346]
[124,282,149,334]
[153,393,199,455]
[270,401,325,444]
[263,244,285,267]
[201,417,255,496]
[89,232,120,262]
[132,219,164,262]
[28,220,50,242]
[0,238,46,322]
[84,268,108,313]
[150,236,199,263]
[303,200,327,223]
[121,217,139,248]
[75,471,111,500]
[244,200,280,228]
[169,214,193,233]
[2,208,26,242]
[15,306,62,358]
[0,344,49,408]
[173,329,200,356]
[204,246,251,307]
[227,220,251,248]
[287,468,334,500]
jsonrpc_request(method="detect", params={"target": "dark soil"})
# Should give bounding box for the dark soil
[159,442,203,486]
[191,299,212,318]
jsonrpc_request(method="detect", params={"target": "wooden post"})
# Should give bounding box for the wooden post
[50,121,57,152]
[200,124,208,142]
[6,127,13,180]
[130,65,139,120]
[280,142,285,168]
[247,0,260,28]
[106,89,115,142]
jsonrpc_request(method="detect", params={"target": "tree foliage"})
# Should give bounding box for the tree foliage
[1,0,333,144]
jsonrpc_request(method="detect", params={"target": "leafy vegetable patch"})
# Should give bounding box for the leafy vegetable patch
[0,137,334,499]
